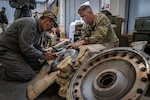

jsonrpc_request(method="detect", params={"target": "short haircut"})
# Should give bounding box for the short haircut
[78,5,92,14]
[2,7,6,10]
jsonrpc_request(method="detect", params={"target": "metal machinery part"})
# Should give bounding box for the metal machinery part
[55,44,105,98]
[51,49,79,72]
[67,47,150,100]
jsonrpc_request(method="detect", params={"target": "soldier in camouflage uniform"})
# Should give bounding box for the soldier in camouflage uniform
[71,5,119,49]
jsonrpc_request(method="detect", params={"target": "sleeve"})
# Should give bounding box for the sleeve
[18,22,44,60]
[29,0,37,9]
[9,0,19,8]
[79,25,91,40]
[85,25,108,44]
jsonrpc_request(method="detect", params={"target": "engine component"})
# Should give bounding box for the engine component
[56,44,105,97]
[67,47,150,100]
[51,49,79,72]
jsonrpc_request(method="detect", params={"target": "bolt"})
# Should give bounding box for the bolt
[78,75,82,78]
[96,58,100,61]
[140,67,146,72]
[89,62,93,66]
[136,60,141,64]
[112,52,117,56]
[129,55,134,59]
[137,89,143,94]
[141,77,147,82]
[83,68,87,72]
[74,97,79,100]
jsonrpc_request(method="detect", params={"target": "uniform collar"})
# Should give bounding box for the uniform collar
[91,15,96,28]
[87,15,96,30]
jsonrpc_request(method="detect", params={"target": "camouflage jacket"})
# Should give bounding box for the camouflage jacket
[79,12,119,48]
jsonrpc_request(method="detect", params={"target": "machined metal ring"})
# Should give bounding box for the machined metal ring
[67,47,150,100]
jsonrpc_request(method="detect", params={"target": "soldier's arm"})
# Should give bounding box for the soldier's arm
[9,0,20,8]
[29,0,37,9]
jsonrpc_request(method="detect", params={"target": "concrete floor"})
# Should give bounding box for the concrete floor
[0,75,66,100]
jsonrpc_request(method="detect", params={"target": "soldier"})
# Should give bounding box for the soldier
[9,0,36,20]
[0,11,58,82]
[70,5,119,49]
[0,7,8,32]
[34,11,39,19]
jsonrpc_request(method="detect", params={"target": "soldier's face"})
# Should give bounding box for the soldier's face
[44,20,55,32]
[79,10,94,25]
[2,8,5,13]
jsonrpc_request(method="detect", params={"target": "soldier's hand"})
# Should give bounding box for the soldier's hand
[71,40,87,49]
[19,4,24,8]
[23,3,30,8]
[66,44,72,49]
[44,51,57,61]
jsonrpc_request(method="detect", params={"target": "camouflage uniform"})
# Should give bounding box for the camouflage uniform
[79,12,119,48]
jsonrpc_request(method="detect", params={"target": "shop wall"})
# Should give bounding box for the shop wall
[127,0,150,34]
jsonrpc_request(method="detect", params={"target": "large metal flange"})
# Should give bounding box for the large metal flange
[67,47,150,100]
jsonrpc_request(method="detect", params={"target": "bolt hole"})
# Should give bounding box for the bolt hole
[83,69,87,72]
[89,63,93,66]
[78,75,82,78]
[74,97,79,100]
[137,88,143,94]
[104,54,109,58]
[74,89,78,93]
[112,52,117,56]
[136,60,141,64]
[121,52,127,57]
[75,82,79,86]
[129,55,134,59]
[96,58,100,61]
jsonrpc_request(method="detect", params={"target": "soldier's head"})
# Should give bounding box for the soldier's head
[78,5,94,25]
[1,7,6,13]
[40,10,58,32]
